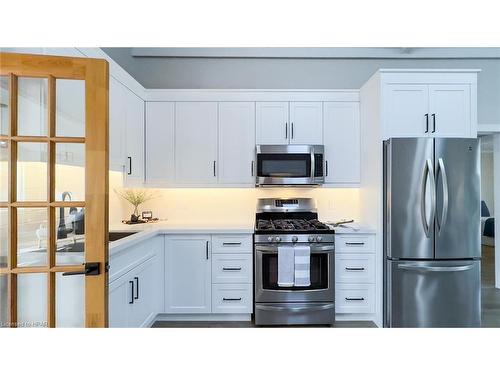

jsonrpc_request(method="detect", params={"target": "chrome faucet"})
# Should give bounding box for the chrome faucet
[57,191,75,240]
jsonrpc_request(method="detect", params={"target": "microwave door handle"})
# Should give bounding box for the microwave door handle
[310,150,315,180]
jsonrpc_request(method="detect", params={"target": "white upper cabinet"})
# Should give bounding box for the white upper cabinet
[289,102,323,144]
[383,84,429,137]
[145,102,175,186]
[175,102,218,184]
[109,77,127,171]
[124,90,145,186]
[428,84,471,137]
[380,70,477,139]
[256,102,289,145]
[323,102,360,184]
[218,102,256,184]
[164,236,212,314]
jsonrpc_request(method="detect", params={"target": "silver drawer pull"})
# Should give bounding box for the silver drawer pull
[222,267,242,271]
[223,297,242,301]
[345,267,365,271]
[223,242,242,246]
[345,242,365,246]
[345,297,365,301]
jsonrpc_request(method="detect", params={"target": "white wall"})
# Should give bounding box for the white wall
[481,151,495,215]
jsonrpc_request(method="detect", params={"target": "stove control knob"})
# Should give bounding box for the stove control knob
[308,236,315,243]
[267,236,274,243]
[292,236,298,243]
[316,236,323,243]
[275,236,282,243]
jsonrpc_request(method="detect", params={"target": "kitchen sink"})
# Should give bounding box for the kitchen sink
[109,231,138,242]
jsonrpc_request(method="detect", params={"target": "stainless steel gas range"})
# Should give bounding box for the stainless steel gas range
[254,198,335,326]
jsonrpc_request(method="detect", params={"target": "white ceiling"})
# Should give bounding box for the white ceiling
[130,47,500,59]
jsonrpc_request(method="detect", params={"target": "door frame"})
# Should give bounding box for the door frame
[0,52,109,327]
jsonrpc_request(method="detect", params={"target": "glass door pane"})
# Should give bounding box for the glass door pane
[17,142,48,201]
[55,143,85,201]
[17,208,48,267]
[0,75,8,136]
[55,206,85,265]
[56,79,85,137]
[17,273,47,327]
[17,77,48,136]
[56,272,84,327]
[0,141,7,202]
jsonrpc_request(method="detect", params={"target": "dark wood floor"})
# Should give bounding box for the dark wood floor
[153,246,500,328]
[481,245,500,327]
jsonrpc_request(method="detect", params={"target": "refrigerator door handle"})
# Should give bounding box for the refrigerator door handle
[420,158,436,238]
[398,264,475,272]
[436,157,449,235]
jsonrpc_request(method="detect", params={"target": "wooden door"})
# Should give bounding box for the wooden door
[289,102,323,144]
[429,84,471,138]
[0,52,109,327]
[164,236,211,313]
[323,102,360,184]
[174,102,218,184]
[255,102,289,145]
[383,84,429,138]
[218,102,255,184]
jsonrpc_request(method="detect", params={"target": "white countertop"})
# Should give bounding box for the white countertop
[108,220,375,256]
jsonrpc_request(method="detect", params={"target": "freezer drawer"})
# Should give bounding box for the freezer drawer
[386,260,480,327]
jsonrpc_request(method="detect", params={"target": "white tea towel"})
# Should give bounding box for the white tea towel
[278,245,295,287]
[294,245,311,287]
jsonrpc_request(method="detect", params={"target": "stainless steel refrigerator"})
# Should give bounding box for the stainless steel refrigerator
[383,138,481,327]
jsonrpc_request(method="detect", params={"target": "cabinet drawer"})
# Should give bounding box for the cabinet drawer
[212,235,252,254]
[335,235,375,253]
[335,254,375,284]
[212,253,253,284]
[335,284,375,314]
[212,284,253,314]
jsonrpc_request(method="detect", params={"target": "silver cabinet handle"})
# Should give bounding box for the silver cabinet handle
[222,267,242,271]
[206,241,209,260]
[223,298,242,301]
[285,122,288,139]
[345,297,365,301]
[251,161,254,177]
[420,158,436,238]
[222,242,242,246]
[398,264,474,272]
[213,161,216,177]
[291,122,294,139]
[436,157,449,235]
[345,242,365,246]
[345,267,365,271]
[127,156,132,175]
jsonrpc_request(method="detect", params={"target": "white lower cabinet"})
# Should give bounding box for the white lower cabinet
[212,284,253,314]
[335,233,376,316]
[164,235,212,313]
[109,254,161,327]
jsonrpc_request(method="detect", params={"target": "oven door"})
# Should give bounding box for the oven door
[255,243,335,303]
[255,145,324,186]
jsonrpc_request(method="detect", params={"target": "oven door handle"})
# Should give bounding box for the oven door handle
[255,245,335,253]
[256,303,335,312]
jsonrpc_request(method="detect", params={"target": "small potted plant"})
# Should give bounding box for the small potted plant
[115,189,159,223]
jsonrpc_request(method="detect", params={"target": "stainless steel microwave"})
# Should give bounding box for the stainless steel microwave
[255,145,325,186]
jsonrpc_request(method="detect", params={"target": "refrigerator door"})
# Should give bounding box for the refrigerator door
[434,138,480,259]
[384,138,435,259]
[386,260,481,327]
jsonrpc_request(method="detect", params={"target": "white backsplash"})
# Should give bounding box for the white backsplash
[110,176,360,226]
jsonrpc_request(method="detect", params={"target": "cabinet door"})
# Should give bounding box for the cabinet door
[164,236,212,313]
[145,102,175,185]
[129,256,159,327]
[175,102,218,184]
[323,102,360,184]
[109,274,133,327]
[429,84,471,138]
[125,90,145,185]
[218,102,255,184]
[289,102,323,144]
[383,84,429,137]
[256,102,289,145]
[109,77,127,171]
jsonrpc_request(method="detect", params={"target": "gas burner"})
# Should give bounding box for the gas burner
[256,218,333,233]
